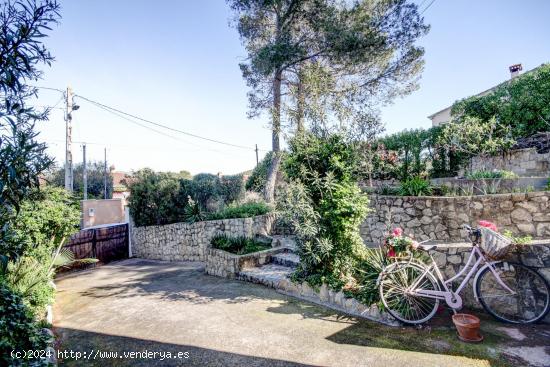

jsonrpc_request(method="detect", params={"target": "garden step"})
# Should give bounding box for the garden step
[271,235,297,251]
[271,252,300,268]
[237,264,294,288]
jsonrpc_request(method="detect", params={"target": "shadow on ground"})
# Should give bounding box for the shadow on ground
[324,307,550,367]
[72,260,265,305]
[55,327,313,367]
[55,259,550,367]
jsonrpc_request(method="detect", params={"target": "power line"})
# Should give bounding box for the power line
[81,98,243,156]
[33,85,270,154]
[420,0,436,14]
[74,94,267,151]
[33,86,64,93]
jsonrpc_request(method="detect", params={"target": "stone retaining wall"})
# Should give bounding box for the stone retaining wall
[205,247,286,279]
[131,214,275,261]
[462,147,550,177]
[272,280,399,326]
[361,192,550,245]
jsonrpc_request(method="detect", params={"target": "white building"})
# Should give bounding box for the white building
[428,64,526,127]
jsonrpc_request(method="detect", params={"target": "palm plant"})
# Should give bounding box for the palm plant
[4,237,97,306]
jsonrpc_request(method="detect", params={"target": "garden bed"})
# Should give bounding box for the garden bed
[211,234,271,255]
[205,246,288,279]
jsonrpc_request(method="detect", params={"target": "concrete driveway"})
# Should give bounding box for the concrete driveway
[53,259,545,366]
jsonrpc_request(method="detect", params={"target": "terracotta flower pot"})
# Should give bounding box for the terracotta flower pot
[452,313,483,342]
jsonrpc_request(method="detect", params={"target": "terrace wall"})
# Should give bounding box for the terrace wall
[360,192,550,245]
[131,214,275,261]
[462,147,550,177]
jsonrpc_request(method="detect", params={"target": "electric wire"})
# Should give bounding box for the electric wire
[32,85,270,153]
[74,94,268,151]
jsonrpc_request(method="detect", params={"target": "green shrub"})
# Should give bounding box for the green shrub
[503,230,532,246]
[547,178,550,191]
[218,175,245,204]
[246,152,273,192]
[465,170,518,179]
[377,185,399,196]
[2,187,80,315]
[182,173,221,210]
[0,283,49,367]
[210,234,270,255]
[128,169,246,226]
[347,248,387,306]
[127,169,183,226]
[451,64,550,138]
[377,128,430,180]
[208,202,271,220]
[278,133,370,285]
[6,187,80,262]
[398,177,432,196]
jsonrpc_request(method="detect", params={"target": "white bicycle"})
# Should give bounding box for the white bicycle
[377,225,550,324]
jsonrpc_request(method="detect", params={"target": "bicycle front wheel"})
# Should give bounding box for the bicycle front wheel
[476,262,550,323]
[379,262,440,324]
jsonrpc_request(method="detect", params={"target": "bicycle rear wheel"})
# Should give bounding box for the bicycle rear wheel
[379,262,440,324]
[476,262,550,323]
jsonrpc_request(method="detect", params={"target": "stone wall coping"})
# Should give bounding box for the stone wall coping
[134,213,274,229]
[430,239,550,248]
[432,177,550,181]
[208,246,285,260]
[371,191,549,200]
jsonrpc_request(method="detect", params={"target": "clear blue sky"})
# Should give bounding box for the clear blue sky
[34,0,550,175]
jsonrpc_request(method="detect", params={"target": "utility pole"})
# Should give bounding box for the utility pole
[104,147,108,200]
[255,144,259,167]
[64,86,74,192]
[82,144,87,200]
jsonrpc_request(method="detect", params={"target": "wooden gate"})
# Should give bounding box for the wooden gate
[65,223,129,265]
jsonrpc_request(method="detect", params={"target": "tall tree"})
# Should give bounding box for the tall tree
[0,0,60,261]
[229,0,428,201]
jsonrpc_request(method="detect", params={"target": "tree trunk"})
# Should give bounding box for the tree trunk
[272,69,282,152]
[263,151,282,203]
[296,68,305,134]
[264,69,283,203]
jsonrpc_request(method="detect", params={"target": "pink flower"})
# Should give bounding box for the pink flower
[411,241,420,250]
[392,228,403,237]
[478,220,498,232]
[387,248,396,258]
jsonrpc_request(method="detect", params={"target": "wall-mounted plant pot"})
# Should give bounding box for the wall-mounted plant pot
[452,313,483,342]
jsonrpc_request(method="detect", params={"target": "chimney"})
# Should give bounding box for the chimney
[509,63,522,78]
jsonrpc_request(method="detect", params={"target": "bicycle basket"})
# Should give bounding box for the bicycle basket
[479,227,513,259]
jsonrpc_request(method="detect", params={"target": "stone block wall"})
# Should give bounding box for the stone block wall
[205,247,287,279]
[361,192,550,245]
[131,214,275,261]
[463,148,550,177]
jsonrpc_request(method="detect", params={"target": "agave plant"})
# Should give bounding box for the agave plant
[183,196,205,223]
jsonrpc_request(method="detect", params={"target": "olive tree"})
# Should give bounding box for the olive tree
[1,0,60,262]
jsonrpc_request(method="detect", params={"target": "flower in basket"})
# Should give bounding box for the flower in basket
[384,228,417,257]
[478,220,498,232]
[392,227,403,236]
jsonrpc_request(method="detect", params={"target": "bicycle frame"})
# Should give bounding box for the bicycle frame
[409,245,515,309]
